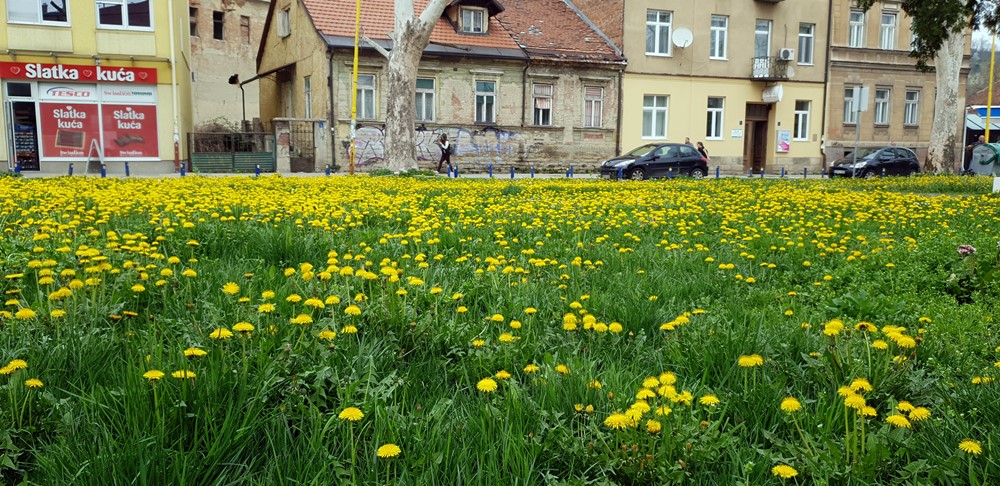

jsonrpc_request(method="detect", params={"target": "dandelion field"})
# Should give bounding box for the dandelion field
[1,174,999,484]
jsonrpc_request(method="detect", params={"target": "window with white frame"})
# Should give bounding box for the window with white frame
[645,10,672,56]
[910,28,918,49]
[903,89,919,126]
[461,7,486,34]
[880,13,897,50]
[706,97,724,139]
[303,76,312,118]
[533,84,553,126]
[97,0,151,29]
[7,0,68,24]
[794,100,810,141]
[754,20,772,58]
[873,88,890,125]
[415,78,435,122]
[844,87,858,124]
[710,15,727,59]
[475,80,496,124]
[642,95,668,139]
[277,8,290,38]
[798,23,815,64]
[356,74,376,120]
[849,10,865,48]
[583,86,604,128]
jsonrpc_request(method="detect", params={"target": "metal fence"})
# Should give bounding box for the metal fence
[187,132,275,173]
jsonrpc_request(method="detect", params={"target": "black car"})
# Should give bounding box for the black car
[828,147,921,178]
[599,143,709,180]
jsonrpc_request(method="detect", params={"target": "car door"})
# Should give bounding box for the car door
[875,149,896,175]
[895,148,917,174]
[644,145,671,177]
[675,145,698,174]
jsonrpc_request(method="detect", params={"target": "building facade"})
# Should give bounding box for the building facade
[255,0,623,173]
[189,0,268,129]
[824,0,969,169]
[577,0,829,175]
[1,0,192,173]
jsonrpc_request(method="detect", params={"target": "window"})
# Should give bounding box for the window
[794,100,811,141]
[709,15,727,59]
[213,11,224,40]
[880,13,896,50]
[303,76,312,118]
[475,80,496,124]
[642,95,668,139]
[533,84,553,126]
[356,74,376,120]
[849,10,865,48]
[754,20,772,58]
[97,0,151,29]
[7,0,68,24]
[461,7,485,34]
[798,23,815,64]
[189,7,198,36]
[415,78,435,122]
[645,10,672,56]
[904,90,919,126]
[844,87,858,124]
[873,88,890,125]
[706,97,724,139]
[240,15,250,44]
[583,86,604,128]
[277,8,290,38]
[910,28,919,49]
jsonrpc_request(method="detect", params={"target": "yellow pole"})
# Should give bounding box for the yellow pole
[349,0,361,175]
[987,33,996,143]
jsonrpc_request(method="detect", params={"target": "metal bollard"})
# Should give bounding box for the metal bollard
[749,169,754,178]
[617,167,623,180]
[488,164,493,178]
[780,167,785,178]
[325,164,331,176]
[14,162,21,174]
[715,166,720,179]
[125,162,131,177]
[667,168,674,179]
[453,167,459,178]
[569,165,574,177]
[760,170,765,179]
[530,166,535,178]
[100,164,107,178]
[180,164,186,176]
[804,167,808,178]
[510,166,515,179]
[881,168,886,177]
[68,163,74,176]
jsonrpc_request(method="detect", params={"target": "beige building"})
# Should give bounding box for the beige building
[254,0,623,173]
[576,0,829,175]
[824,0,969,169]
[189,0,269,129]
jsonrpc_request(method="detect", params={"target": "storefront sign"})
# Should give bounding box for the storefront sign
[102,104,158,158]
[40,84,98,102]
[39,103,101,158]
[0,62,157,84]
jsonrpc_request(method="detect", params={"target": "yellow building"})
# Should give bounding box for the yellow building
[576,0,829,174]
[1,0,192,174]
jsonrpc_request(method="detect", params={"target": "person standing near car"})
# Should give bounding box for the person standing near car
[696,141,709,160]
[436,134,453,173]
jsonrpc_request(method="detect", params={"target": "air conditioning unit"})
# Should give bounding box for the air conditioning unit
[778,48,795,61]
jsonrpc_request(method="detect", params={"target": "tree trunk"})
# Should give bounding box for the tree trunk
[381,0,448,172]
[926,29,965,173]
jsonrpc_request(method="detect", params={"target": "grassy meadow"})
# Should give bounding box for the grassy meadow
[0,174,999,485]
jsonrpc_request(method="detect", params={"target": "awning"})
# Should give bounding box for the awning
[965,112,1000,131]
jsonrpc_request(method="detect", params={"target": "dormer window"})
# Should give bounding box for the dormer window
[460,7,486,34]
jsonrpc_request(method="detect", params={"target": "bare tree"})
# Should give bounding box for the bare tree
[364,0,449,172]
[927,29,966,172]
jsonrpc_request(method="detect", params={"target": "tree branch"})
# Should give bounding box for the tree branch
[360,35,391,59]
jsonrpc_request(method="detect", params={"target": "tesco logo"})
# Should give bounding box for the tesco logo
[46,87,92,98]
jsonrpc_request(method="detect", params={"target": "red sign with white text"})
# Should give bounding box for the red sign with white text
[101,104,158,158]
[39,103,101,158]
[0,62,157,84]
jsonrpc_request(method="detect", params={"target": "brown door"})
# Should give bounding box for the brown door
[744,104,770,174]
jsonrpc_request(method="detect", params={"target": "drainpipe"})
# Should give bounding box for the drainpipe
[328,49,337,169]
[168,0,180,172]
[520,60,530,127]
[615,66,624,155]
[819,0,833,173]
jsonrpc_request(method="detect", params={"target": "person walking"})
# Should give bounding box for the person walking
[696,141,709,160]
[436,134,453,174]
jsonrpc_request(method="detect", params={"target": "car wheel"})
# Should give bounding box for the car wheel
[690,167,706,179]
[862,170,878,179]
[627,168,646,181]
[905,168,917,176]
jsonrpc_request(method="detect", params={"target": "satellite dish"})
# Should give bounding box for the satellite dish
[672,28,693,48]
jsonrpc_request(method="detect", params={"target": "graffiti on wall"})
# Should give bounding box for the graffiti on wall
[348,126,533,168]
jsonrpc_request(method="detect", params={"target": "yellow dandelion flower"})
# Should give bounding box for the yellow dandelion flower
[376,443,402,459]
[737,354,764,368]
[172,370,196,379]
[345,305,362,316]
[143,370,165,381]
[772,464,798,479]
[209,328,234,339]
[896,401,915,412]
[555,364,570,375]
[184,347,207,357]
[257,303,276,313]
[222,282,240,295]
[959,439,982,455]
[886,414,912,428]
[844,394,866,409]
[603,413,632,430]
[14,308,37,320]
[780,397,802,413]
[338,407,364,422]
[646,419,662,434]
[317,329,337,340]
[850,378,872,392]
[477,377,498,393]
[908,407,931,421]
[872,339,889,350]
[523,363,540,374]
[233,322,255,333]
[700,394,721,407]
[340,325,358,334]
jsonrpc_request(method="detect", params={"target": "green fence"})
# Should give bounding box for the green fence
[188,132,275,173]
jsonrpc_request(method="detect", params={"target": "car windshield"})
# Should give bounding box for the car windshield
[623,144,660,157]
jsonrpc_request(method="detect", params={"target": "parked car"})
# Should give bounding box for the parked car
[828,147,920,178]
[599,143,709,180]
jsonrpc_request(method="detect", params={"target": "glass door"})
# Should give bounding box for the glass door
[5,82,40,170]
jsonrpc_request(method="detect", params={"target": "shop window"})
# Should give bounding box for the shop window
[8,0,68,25]
[97,0,152,30]
[213,11,225,40]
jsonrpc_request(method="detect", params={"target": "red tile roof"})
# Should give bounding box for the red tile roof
[301,0,522,51]
[495,0,623,62]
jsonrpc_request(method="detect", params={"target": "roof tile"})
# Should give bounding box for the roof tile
[495,0,622,62]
